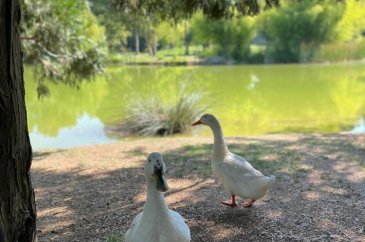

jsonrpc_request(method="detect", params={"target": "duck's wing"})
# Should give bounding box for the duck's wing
[169,210,191,241]
[220,153,274,199]
[125,212,143,241]
[224,153,263,177]
[130,212,143,228]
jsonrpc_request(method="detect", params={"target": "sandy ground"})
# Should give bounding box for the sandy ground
[31,134,365,242]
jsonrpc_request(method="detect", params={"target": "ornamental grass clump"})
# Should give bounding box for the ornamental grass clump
[124,86,207,136]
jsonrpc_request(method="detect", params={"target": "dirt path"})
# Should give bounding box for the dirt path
[32,134,365,242]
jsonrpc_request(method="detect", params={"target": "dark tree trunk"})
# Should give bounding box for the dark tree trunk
[184,41,189,56]
[0,0,37,241]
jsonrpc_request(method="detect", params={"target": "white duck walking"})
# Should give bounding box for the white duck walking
[125,152,191,242]
[193,114,275,207]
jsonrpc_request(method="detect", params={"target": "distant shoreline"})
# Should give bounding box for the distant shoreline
[108,57,365,67]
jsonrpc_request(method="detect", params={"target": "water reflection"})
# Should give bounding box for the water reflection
[25,63,365,149]
[29,113,116,150]
[247,74,260,90]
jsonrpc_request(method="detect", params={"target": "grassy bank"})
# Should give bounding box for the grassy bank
[108,41,365,66]
[109,53,202,65]
[32,134,365,242]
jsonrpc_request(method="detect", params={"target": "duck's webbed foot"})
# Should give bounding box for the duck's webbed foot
[243,199,256,208]
[221,195,237,207]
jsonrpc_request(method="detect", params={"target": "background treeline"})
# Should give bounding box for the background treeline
[21,0,365,68]
[90,0,365,64]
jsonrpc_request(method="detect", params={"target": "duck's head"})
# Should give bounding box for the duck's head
[192,114,218,127]
[145,152,169,192]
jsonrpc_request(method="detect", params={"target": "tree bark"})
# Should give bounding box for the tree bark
[147,29,157,56]
[135,30,140,55]
[0,0,37,241]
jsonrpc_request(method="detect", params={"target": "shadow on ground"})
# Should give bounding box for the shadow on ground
[32,134,365,242]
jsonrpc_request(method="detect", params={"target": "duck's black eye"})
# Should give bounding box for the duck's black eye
[148,159,151,163]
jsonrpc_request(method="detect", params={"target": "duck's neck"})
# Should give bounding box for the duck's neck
[143,181,169,217]
[209,121,228,160]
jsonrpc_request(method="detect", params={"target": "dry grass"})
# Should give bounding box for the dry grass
[32,134,365,242]
[123,81,207,136]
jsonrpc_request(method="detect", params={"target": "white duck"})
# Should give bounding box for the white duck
[125,152,191,242]
[193,114,275,207]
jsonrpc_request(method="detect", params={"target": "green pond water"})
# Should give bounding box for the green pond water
[25,63,365,150]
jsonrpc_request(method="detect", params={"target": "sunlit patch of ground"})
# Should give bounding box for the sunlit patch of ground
[32,134,365,242]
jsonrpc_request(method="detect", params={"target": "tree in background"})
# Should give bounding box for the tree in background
[89,0,144,54]
[90,1,192,58]
[259,0,342,63]
[90,0,161,56]
[89,0,130,53]
[191,13,254,61]
[21,0,106,97]
[89,0,285,59]
[115,0,279,58]
[156,21,190,54]
[334,0,365,42]
[116,0,279,20]
[309,0,365,62]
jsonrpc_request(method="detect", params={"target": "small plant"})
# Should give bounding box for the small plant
[105,234,124,242]
[124,81,208,136]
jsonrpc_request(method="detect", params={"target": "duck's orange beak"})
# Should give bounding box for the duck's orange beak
[192,120,202,126]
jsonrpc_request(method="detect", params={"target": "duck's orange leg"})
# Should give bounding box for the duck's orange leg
[222,195,237,207]
[243,199,256,208]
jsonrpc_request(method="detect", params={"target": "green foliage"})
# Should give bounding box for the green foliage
[156,21,186,49]
[91,0,365,64]
[108,0,279,57]
[90,0,161,55]
[124,81,207,136]
[105,234,124,242]
[89,0,279,61]
[115,0,279,20]
[21,0,106,96]
[334,0,365,42]
[259,0,343,63]
[191,13,254,61]
[89,0,130,52]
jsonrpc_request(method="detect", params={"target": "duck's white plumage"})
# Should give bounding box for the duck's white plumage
[212,152,274,200]
[194,114,274,205]
[125,152,191,242]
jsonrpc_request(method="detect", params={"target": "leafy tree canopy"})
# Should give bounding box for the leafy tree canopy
[89,0,131,52]
[114,0,280,20]
[21,0,106,97]
[191,13,255,61]
[258,0,344,62]
[334,0,365,42]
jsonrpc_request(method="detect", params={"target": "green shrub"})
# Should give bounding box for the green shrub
[124,82,207,136]
[259,1,342,63]
[191,13,254,61]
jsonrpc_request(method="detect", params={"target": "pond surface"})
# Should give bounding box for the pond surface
[25,63,365,150]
